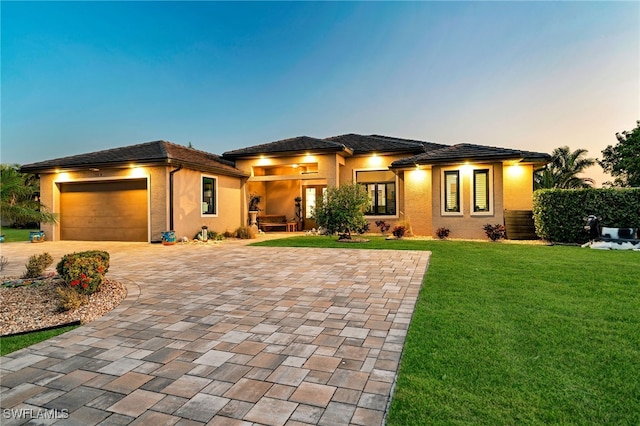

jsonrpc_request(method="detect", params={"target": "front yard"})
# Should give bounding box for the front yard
[0,227,38,242]
[254,237,639,425]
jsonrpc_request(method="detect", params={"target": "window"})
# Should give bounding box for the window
[443,170,461,214]
[441,166,493,216]
[202,176,217,215]
[471,168,493,215]
[356,170,396,215]
[473,169,490,213]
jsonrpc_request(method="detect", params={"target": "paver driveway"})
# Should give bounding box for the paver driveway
[1,239,430,425]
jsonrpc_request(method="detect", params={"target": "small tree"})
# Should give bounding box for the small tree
[1,164,57,227]
[534,146,596,189]
[313,183,370,239]
[599,121,640,187]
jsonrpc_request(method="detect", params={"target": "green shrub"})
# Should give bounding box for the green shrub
[56,285,88,311]
[533,188,640,243]
[22,252,53,278]
[56,251,110,294]
[235,226,256,239]
[436,227,450,239]
[313,183,369,239]
[483,224,506,241]
[212,231,225,241]
[375,220,391,234]
[392,225,407,238]
[193,229,225,240]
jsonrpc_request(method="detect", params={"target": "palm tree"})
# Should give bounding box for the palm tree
[1,164,57,227]
[534,146,596,189]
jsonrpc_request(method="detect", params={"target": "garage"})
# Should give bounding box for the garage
[59,179,148,242]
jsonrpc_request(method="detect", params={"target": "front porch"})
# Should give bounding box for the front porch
[247,179,327,231]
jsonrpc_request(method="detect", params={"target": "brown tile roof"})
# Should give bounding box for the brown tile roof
[21,140,248,177]
[222,136,350,158]
[368,135,449,152]
[324,134,445,155]
[223,134,447,159]
[390,143,551,168]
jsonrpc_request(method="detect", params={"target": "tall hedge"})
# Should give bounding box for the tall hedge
[532,188,640,243]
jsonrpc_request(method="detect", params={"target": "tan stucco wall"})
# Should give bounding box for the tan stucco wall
[245,180,299,219]
[38,166,167,242]
[239,153,427,234]
[172,169,242,239]
[35,150,538,242]
[503,164,535,210]
[151,167,169,241]
[339,154,410,231]
[235,154,339,188]
[430,163,506,239]
[235,154,342,221]
[229,154,537,239]
[37,165,245,242]
[264,181,299,218]
[402,168,432,236]
[38,173,57,240]
[339,154,407,185]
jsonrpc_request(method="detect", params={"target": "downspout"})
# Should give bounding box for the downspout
[169,165,183,231]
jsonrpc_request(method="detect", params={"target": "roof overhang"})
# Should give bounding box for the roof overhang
[223,146,354,160]
[389,155,551,171]
[21,158,250,178]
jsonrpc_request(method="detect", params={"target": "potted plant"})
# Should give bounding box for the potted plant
[248,194,261,230]
[294,196,303,230]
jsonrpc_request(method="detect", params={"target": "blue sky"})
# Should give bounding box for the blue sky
[2,1,638,184]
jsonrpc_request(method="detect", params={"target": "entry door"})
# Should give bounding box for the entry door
[302,185,326,230]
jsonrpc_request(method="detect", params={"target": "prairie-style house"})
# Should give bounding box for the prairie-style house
[21,134,550,242]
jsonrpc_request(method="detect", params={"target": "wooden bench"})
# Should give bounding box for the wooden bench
[257,215,288,232]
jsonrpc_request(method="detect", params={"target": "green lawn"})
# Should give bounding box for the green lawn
[0,227,38,242]
[0,325,79,356]
[253,236,640,425]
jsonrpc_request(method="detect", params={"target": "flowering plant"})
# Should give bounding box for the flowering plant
[392,225,406,238]
[375,220,391,234]
[483,224,506,241]
[436,227,450,239]
[69,273,91,290]
[56,251,110,295]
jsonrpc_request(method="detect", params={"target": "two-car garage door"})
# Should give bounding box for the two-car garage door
[59,179,148,242]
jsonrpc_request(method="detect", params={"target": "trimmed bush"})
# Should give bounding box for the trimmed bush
[235,226,256,239]
[392,225,407,239]
[313,183,369,239]
[56,251,110,295]
[194,229,225,241]
[436,227,450,240]
[56,285,88,311]
[375,220,391,234]
[483,224,506,241]
[532,188,640,243]
[22,252,53,278]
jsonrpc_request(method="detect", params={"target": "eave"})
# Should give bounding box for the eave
[20,158,250,178]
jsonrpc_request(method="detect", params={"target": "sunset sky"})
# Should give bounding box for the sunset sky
[2,1,638,185]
